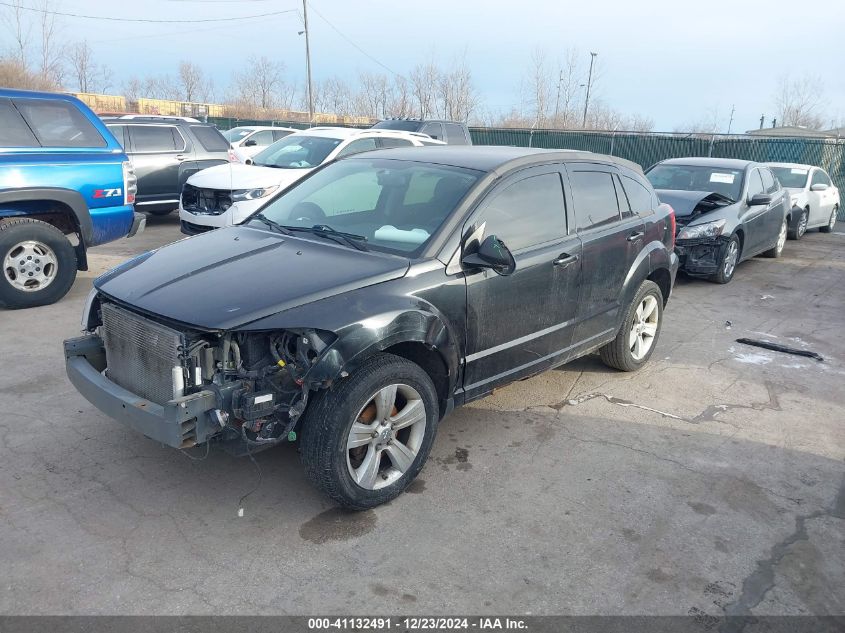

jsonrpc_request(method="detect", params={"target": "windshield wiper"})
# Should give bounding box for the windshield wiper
[252,214,292,235]
[282,224,369,251]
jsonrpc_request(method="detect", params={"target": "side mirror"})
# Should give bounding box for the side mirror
[243,138,258,147]
[462,234,516,276]
[748,193,772,206]
[810,183,829,192]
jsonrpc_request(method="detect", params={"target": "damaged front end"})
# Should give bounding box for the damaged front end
[658,191,735,276]
[64,295,340,455]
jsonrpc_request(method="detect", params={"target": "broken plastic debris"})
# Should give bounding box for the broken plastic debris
[237,508,244,517]
[725,320,732,329]
[735,338,823,362]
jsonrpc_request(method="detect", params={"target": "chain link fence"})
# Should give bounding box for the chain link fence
[206,118,845,220]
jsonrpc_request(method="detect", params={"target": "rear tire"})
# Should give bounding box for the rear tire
[600,280,663,372]
[820,207,838,233]
[300,353,439,509]
[763,218,787,258]
[0,218,77,309]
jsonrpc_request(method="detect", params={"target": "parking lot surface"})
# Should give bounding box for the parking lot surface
[1,213,843,615]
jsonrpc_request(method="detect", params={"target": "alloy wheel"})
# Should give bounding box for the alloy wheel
[723,240,739,279]
[346,383,427,490]
[629,295,659,361]
[829,210,837,231]
[776,220,787,254]
[798,211,808,237]
[3,240,58,292]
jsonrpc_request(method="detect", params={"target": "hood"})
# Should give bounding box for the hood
[187,163,312,191]
[655,189,736,219]
[95,226,410,330]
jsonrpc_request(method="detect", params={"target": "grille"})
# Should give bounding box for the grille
[101,303,185,405]
[181,184,232,216]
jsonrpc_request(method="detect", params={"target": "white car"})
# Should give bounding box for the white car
[179,127,443,234]
[766,162,841,239]
[222,125,298,163]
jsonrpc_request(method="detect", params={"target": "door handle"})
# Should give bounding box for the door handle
[175,154,186,162]
[626,231,645,242]
[553,254,579,267]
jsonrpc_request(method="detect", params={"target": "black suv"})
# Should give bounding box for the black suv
[65,146,678,509]
[102,116,230,216]
[372,118,473,145]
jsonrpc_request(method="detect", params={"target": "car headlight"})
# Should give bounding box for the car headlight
[677,219,727,240]
[231,186,279,201]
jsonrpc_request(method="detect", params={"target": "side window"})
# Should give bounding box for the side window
[746,170,765,198]
[761,168,778,194]
[811,170,832,187]
[190,125,229,152]
[12,98,106,148]
[272,129,294,142]
[0,100,38,147]
[569,170,621,231]
[130,126,181,152]
[420,122,443,140]
[613,175,632,217]
[444,123,468,145]
[335,138,378,158]
[621,175,655,215]
[378,137,413,149]
[476,172,566,251]
[106,124,127,149]
[248,130,274,146]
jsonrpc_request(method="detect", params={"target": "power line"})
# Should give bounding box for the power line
[306,1,401,78]
[0,1,296,23]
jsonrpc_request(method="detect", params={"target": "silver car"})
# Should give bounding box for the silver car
[766,163,841,239]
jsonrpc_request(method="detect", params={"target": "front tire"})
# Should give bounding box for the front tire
[300,353,439,509]
[0,218,78,309]
[600,280,663,372]
[820,207,838,233]
[788,209,808,240]
[710,233,741,284]
[763,218,787,258]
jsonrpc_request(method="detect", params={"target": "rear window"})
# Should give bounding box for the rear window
[0,100,38,147]
[13,98,106,148]
[190,125,229,152]
[444,123,469,145]
[372,120,421,132]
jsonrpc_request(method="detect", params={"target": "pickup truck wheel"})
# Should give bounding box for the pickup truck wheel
[599,280,663,372]
[0,218,77,309]
[820,207,838,233]
[300,353,438,509]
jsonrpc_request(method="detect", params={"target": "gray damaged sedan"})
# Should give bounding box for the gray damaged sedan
[646,158,791,283]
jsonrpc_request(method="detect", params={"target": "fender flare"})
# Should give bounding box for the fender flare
[0,187,94,245]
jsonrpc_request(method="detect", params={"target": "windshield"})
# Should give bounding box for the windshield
[249,158,482,255]
[372,120,421,132]
[770,167,809,189]
[222,127,253,142]
[252,135,343,169]
[646,164,744,201]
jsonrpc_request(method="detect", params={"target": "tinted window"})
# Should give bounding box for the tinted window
[106,124,127,148]
[272,129,294,141]
[378,137,413,149]
[811,170,832,186]
[336,138,378,158]
[420,122,443,140]
[621,175,654,215]
[761,168,778,194]
[13,98,106,148]
[371,120,420,132]
[747,170,765,198]
[131,125,181,152]
[190,125,229,152]
[478,173,566,251]
[570,170,621,231]
[248,130,274,146]
[0,100,38,147]
[444,123,468,145]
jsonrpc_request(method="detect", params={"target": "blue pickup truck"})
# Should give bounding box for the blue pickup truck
[0,89,145,309]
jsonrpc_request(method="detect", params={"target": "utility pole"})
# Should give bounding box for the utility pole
[302,0,314,124]
[582,51,597,129]
[726,104,735,134]
[553,69,563,126]
[759,114,765,129]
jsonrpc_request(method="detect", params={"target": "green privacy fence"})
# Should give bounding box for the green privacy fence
[206,117,845,220]
[470,127,845,219]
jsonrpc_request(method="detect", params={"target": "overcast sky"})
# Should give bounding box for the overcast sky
[17,0,845,131]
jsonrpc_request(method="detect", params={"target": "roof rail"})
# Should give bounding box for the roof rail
[107,114,202,123]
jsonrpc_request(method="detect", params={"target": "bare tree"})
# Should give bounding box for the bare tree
[235,56,286,109]
[410,61,439,119]
[525,48,553,126]
[37,0,62,85]
[1,0,30,65]
[179,61,203,102]
[0,56,57,90]
[69,40,96,93]
[438,56,477,122]
[775,75,826,129]
[552,48,583,128]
